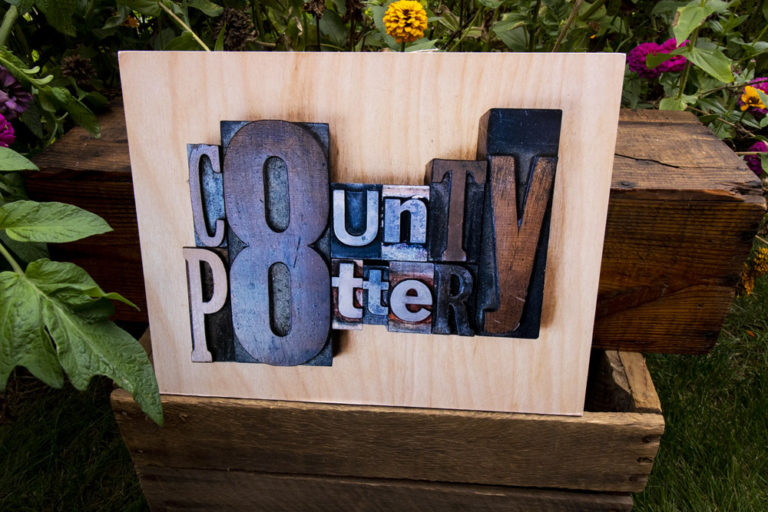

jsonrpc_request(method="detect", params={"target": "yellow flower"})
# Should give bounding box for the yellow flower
[383,0,428,44]
[740,86,767,112]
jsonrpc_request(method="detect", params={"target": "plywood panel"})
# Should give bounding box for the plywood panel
[119,52,624,415]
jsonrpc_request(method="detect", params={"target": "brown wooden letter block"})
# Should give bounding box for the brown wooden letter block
[332,259,364,330]
[223,120,331,366]
[477,155,556,336]
[381,185,430,261]
[188,144,225,247]
[433,264,475,336]
[182,247,229,362]
[427,160,487,263]
[388,261,434,334]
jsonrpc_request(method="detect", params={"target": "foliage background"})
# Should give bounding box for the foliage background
[0,0,767,509]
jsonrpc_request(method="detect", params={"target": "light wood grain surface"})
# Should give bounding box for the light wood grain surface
[119,52,624,415]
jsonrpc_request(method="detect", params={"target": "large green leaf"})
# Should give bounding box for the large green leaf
[0,200,112,243]
[673,3,713,44]
[118,0,162,17]
[660,96,687,111]
[0,232,48,266]
[686,46,734,83]
[47,87,100,137]
[0,259,161,424]
[0,147,38,171]
[41,293,162,424]
[0,49,54,87]
[35,0,78,37]
[0,271,63,390]
[189,0,224,17]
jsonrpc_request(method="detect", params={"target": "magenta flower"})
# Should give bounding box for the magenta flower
[0,113,15,147]
[744,141,767,177]
[737,78,768,116]
[627,39,688,79]
[0,65,33,120]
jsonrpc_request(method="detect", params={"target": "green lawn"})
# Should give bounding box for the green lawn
[1,277,767,511]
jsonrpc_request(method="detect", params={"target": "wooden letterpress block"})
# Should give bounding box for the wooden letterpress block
[387,261,434,334]
[332,259,365,330]
[426,160,487,263]
[381,185,430,261]
[188,144,226,248]
[331,183,382,260]
[221,120,332,366]
[362,264,390,325]
[183,247,229,362]
[474,109,561,339]
[433,263,476,336]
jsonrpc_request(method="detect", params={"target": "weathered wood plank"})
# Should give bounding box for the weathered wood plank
[136,466,634,512]
[112,392,663,493]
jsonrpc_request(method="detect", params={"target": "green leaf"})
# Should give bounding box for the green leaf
[0,200,112,243]
[214,25,226,51]
[755,89,768,111]
[25,259,138,311]
[492,19,528,51]
[0,271,64,390]
[369,5,399,50]
[0,49,54,87]
[189,0,224,17]
[660,96,687,110]
[646,52,677,69]
[165,31,203,51]
[118,0,162,17]
[319,10,348,48]
[760,154,768,173]
[478,0,503,8]
[0,232,48,265]
[673,3,714,44]
[41,295,162,424]
[35,0,78,37]
[686,46,734,83]
[0,147,38,171]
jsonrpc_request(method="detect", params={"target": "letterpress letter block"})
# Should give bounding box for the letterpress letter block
[331,183,382,259]
[475,109,561,338]
[188,144,226,247]
[433,263,476,336]
[362,264,390,325]
[388,261,434,334]
[332,259,365,330]
[183,247,229,362]
[426,160,487,263]
[381,185,429,261]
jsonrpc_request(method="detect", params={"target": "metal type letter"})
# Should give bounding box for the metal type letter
[390,280,432,322]
[433,264,475,336]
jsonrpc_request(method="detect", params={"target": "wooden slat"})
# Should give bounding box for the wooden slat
[618,352,661,414]
[112,391,663,494]
[136,466,634,512]
[594,110,764,353]
[28,106,764,353]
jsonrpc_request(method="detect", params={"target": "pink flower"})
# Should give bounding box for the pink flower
[0,113,15,147]
[744,141,767,177]
[627,39,688,79]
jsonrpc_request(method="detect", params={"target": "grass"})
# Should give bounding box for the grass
[1,277,767,511]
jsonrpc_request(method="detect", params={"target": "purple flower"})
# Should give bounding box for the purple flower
[738,78,768,116]
[744,141,767,177]
[627,39,688,79]
[0,113,15,147]
[0,65,33,120]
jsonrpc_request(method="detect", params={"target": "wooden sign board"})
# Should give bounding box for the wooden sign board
[120,52,624,416]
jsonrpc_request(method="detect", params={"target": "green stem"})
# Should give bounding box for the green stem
[0,6,19,48]
[552,0,583,52]
[158,1,211,51]
[400,41,406,52]
[0,240,23,275]
[676,29,698,101]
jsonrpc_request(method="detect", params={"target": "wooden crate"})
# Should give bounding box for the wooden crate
[111,332,663,511]
[27,106,765,353]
